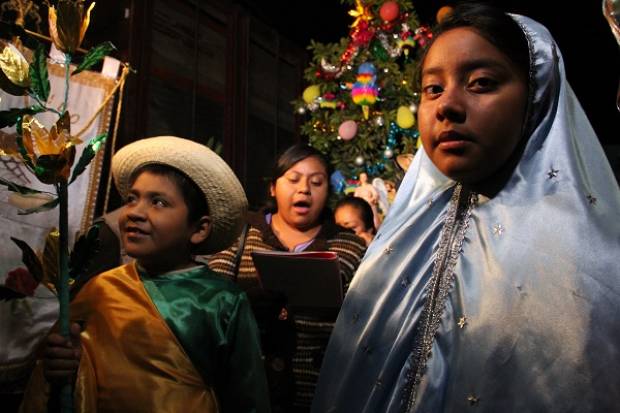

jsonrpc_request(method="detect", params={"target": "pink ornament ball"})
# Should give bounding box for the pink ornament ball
[380,1,400,22]
[338,120,358,141]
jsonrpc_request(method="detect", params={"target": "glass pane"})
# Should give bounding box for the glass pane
[277,59,299,133]
[248,42,278,123]
[246,114,277,209]
[146,75,193,137]
[151,0,226,93]
[147,0,226,143]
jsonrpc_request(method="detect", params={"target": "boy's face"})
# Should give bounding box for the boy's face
[118,171,208,271]
[418,27,528,187]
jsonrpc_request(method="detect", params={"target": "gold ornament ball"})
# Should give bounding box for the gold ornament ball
[436,6,454,24]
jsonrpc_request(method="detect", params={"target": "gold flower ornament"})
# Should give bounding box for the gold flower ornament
[48,0,95,54]
[21,111,81,184]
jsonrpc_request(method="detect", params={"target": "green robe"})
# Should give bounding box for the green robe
[21,262,270,413]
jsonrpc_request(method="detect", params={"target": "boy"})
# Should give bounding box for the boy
[21,136,270,412]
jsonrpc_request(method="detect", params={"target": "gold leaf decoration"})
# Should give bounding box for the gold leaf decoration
[0,42,30,95]
[0,131,20,157]
[41,228,60,291]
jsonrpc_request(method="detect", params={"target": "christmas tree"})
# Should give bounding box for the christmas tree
[293,0,433,196]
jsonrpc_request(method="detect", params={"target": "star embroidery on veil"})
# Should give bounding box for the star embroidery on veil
[547,167,559,179]
[384,246,394,255]
[493,224,505,236]
[458,316,468,329]
[587,194,597,205]
[467,394,480,406]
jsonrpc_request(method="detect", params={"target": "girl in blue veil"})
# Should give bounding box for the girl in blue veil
[312,3,620,412]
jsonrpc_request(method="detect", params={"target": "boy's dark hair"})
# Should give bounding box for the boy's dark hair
[420,2,530,83]
[335,196,376,233]
[128,163,209,224]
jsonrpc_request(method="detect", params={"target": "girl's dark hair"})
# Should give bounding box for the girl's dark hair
[128,163,209,224]
[271,143,332,185]
[334,196,376,233]
[421,2,530,82]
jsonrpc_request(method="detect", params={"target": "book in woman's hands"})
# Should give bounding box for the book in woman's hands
[250,250,342,310]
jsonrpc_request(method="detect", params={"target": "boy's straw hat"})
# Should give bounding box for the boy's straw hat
[112,136,248,254]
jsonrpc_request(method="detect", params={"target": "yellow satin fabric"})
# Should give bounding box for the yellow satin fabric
[21,263,219,413]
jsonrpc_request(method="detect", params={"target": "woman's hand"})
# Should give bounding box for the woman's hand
[43,322,82,384]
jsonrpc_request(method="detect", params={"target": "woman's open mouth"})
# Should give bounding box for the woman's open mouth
[292,200,311,214]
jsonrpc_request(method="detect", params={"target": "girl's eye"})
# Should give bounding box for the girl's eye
[311,179,324,186]
[422,84,443,98]
[285,173,301,184]
[152,198,167,207]
[125,194,137,204]
[468,77,497,92]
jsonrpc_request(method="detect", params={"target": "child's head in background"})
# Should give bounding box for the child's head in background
[334,196,375,245]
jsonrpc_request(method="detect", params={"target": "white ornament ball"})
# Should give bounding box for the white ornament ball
[355,156,365,166]
[297,107,306,115]
[409,103,418,114]
[384,148,394,158]
[308,102,319,111]
[374,116,385,127]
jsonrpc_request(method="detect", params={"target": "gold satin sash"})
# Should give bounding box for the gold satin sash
[21,263,218,413]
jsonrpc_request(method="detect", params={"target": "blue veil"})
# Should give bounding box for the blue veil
[312,15,620,413]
